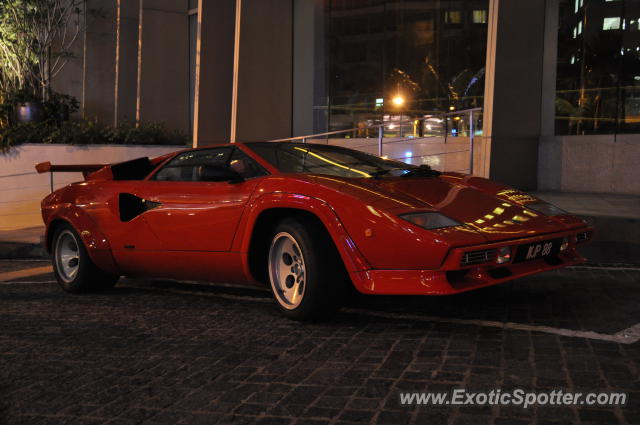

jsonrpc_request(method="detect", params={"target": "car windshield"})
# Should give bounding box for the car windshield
[245,142,427,178]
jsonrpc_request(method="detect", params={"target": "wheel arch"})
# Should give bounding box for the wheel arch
[239,194,370,285]
[44,207,120,275]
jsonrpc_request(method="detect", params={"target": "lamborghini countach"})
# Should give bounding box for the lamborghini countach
[37,142,593,319]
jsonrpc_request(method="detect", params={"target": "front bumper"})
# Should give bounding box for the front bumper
[350,227,593,295]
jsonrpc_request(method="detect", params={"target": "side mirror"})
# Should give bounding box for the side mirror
[198,165,244,183]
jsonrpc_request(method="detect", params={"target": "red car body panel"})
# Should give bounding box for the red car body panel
[38,143,593,295]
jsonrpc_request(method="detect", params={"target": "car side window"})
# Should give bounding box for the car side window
[228,148,268,179]
[152,147,267,182]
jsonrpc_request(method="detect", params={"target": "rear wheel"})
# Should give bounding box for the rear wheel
[267,217,346,320]
[52,223,119,293]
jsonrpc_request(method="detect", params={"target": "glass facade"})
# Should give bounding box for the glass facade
[556,0,640,135]
[314,0,489,137]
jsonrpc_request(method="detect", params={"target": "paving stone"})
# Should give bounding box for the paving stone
[0,267,637,425]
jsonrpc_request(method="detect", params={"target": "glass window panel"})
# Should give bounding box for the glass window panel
[316,0,488,137]
[472,10,487,24]
[444,10,462,25]
[603,17,621,30]
[556,0,638,135]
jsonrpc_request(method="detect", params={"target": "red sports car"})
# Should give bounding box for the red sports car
[37,142,593,320]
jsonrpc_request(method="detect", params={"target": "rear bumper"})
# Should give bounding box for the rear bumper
[350,227,593,295]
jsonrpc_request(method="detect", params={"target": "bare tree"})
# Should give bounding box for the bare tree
[1,0,85,100]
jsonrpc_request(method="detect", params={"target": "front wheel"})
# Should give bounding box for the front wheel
[268,217,347,320]
[52,223,119,293]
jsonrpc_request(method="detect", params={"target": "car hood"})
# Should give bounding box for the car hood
[312,174,572,242]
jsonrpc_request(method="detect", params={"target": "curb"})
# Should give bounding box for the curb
[0,241,49,259]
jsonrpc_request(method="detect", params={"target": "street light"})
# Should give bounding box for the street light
[392,95,405,137]
[392,95,405,106]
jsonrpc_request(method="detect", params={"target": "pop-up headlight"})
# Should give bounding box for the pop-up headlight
[400,212,461,230]
[525,202,567,216]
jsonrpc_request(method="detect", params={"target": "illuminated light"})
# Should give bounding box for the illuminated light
[405,151,412,159]
[502,203,512,207]
[454,116,461,121]
[293,147,371,177]
[474,219,485,224]
[449,106,455,111]
[512,215,529,223]
[484,214,494,220]
[560,237,569,252]
[388,123,396,130]
[503,220,515,225]
[392,95,405,106]
[493,207,505,215]
[523,210,539,217]
[375,98,384,107]
[366,205,382,217]
[492,223,506,228]
[314,175,414,207]
[426,124,432,130]
[381,155,389,159]
[603,17,621,30]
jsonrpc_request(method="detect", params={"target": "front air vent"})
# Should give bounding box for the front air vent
[461,249,497,266]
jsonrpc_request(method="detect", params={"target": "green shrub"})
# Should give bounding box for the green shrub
[0,120,190,152]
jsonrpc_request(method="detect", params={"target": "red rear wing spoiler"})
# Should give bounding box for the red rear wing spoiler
[35,161,105,178]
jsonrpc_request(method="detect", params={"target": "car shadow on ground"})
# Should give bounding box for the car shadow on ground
[348,268,640,334]
[113,267,640,335]
[7,267,638,335]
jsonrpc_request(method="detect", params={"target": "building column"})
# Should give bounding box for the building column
[82,0,117,123]
[192,0,237,147]
[114,0,140,126]
[292,0,325,136]
[235,0,293,142]
[136,0,189,132]
[538,0,563,191]
[482,0,550,190]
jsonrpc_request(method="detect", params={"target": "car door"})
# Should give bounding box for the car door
[135,146,266,252]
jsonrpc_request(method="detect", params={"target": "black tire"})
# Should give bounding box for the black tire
[51,223,119,293]
[267,217,348,320]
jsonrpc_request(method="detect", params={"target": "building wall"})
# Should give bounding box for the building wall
[137,0,190,131]
[481,0,546,190]
[235,0,293,142]
[539,134,640,195]
[0,144,181,231]
[44,0,639,195]
[50,0,191,132]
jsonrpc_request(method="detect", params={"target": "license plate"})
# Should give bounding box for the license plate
[514,239,561,263]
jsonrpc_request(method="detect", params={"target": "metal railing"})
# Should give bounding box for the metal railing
[268,107,482,175]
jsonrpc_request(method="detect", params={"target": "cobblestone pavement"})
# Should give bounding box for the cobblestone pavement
[0,264,639,425]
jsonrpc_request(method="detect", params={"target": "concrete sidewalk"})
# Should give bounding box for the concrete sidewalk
[1,192,638,263]
[533,192,640,265]
[0,226,47,259]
